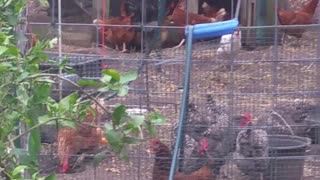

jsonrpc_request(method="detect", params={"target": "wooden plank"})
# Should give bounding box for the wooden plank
[187,0,198,14]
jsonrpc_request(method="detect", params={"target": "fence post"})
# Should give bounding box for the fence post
[169,25,194,180]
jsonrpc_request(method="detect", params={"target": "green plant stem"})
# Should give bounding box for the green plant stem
[10,117,100,143]
[10,117,65,142]
[28,73,110,115]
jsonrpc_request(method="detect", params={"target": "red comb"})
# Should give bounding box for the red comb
[198,138,209,155]
[150,138,160,145]
[101,63,108,69]
[243,112,252,121]
[60,160,68,173]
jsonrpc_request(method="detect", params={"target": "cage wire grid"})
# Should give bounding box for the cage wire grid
[16,0,320,179]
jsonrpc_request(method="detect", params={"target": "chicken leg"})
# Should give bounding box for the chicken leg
[173,38,185,49]
[121,43,129,53]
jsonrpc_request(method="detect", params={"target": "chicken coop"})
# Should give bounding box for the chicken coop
[16,0,320,179]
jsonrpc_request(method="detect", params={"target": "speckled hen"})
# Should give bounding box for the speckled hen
[233,122,269,179]
[172,95,252,174]
[255,99,312,136]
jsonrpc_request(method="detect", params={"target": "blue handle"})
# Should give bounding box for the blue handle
[185,18,239,40]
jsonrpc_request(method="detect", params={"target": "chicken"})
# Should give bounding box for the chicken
[277,0,319,46]
[199,0,236,20]
[22,32,37,54]
[27,33,37,48]
[120,0,128,17]
[150,138,172,179]
[133,16,172,51]
[58,99,108,173]
[121,0,179,53]
[168,7,226,48]
[172,95,252,174]
[173,165,216,180]
[234,121,269,179]
[216,28,242,57]
[201,1,227,21]
[93,16,135,53]
[255,99,312,137]
[150,138,215,180]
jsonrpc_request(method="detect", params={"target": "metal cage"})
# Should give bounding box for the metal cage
[18,0,320,179]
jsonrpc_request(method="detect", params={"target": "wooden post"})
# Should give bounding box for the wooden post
[92,0,109,19]
[187,0,198,14]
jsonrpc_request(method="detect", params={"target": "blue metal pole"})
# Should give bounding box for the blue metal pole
[168,25,194,180]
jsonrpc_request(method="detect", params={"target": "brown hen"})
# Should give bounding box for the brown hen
[58,100,108,173]
[93,16,135,52]
[278,0,319,46]
[168,7,226,48]
[150,138,215,180]
[131,16,176,50]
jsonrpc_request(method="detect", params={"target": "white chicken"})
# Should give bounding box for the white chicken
[216,28,242,57]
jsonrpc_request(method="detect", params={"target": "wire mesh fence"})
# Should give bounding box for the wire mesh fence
[17,0,320,179]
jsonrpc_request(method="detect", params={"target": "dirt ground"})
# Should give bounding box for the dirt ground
[26,1,320,179]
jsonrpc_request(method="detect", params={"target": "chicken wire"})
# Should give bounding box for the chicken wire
[17,0,320,179]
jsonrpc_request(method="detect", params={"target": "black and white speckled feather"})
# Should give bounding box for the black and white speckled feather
[234,123,269,178]
[172,95,243,174]
[256,99,312,136]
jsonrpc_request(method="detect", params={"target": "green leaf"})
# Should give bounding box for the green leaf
[123,124,139,134]
[5,46,19,56]
[0,46,8,55]
[101,74,112,83]
[93,150,107,167]
[44,174,56,180]
[33,84,51,103]
[117,86,128,96]
[143,121,157,138]
[102,69,120,82]
[3,0,13,8]
[58,92,78,111]
[38,115,50,124]
[122,136,140,144]
[129,115,145,127]
[3,35,11,45]
[78,79,100,87]
[112,105,127,126]
[148,112,166,125]
[104,123,113,131]
[106,130,123,153]
[6,111,20,121]
[16,85,29,106]
[34,173,56,180]
[49,38,58,48]
[58,57,68,70]
[16,72,29,82]
[8,15,18,26]
[120,71,138,84]
[12,165,29,176]
[0,62,12,72]
[37,0,49,7]
[29,126,41,164]
[59,119,75,128]
[98,86,109,93]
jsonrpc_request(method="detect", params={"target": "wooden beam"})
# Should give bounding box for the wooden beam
[187,0,198,14]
